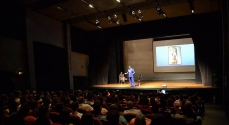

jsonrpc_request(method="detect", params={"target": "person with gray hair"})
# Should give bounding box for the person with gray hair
[129,114,151,125]
[123,101,142,115]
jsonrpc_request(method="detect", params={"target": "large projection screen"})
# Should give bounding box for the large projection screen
[153,38,195,72]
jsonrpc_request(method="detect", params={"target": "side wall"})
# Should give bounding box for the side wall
[26,8,67,91]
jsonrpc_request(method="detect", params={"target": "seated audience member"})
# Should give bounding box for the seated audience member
[182,101,202,125]
[34,106,53,125]
[93,100,107,120]
[6,101,25,125]
[14,91,21,104]
[124,101,142,115]
[106,110,120,125]
[55,102,64,113]
[81,112,94,125]
[138,94,149,106]
[109,104,127,125]
[85,92,95,106]
[70,101,83,118]
[19,104,36,124]
[78,96,93,111]
[129,114,151,125]
[59,109,71,125]
[150,97,160,114]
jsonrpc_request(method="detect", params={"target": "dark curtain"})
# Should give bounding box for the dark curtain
[89,42,111,84]
[191,13,222,86]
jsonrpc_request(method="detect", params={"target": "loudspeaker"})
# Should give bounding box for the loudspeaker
[122,14,127,22]
[212,73,218,87]
[162,84,167,88]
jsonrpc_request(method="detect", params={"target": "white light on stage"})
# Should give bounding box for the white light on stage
[162,84,167,88]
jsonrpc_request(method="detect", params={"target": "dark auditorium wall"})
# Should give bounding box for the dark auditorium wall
[71,27,90,88]
[74,12,222,85]
[26,8,68,91]
[0,1,29,93]
[33,42,69,91]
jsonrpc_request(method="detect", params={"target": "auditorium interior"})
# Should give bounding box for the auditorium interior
[0,0,229,125]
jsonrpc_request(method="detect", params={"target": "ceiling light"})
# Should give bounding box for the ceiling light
[188,0,195,14]
[116,0,121,2]
[89,4,94,8]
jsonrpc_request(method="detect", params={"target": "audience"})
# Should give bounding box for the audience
[0,89,205,125]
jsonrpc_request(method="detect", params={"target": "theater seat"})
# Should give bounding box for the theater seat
[70,114,81,125]
[49,112,59,123]
[93,117,103,125]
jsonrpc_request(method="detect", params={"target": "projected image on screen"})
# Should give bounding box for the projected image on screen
[168,46,181,65]
[153,37,195,72]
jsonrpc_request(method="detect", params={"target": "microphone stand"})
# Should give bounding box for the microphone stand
[138,75,142,86]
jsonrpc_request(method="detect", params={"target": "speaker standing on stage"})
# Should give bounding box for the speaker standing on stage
[125,66,135,87]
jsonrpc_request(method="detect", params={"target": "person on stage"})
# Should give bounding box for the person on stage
[119,72,125,83]
[125,66,135,87]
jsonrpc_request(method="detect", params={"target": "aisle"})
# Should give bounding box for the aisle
[202,104,229,125]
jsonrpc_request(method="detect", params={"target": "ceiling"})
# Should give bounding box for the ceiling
[19,0,221,31]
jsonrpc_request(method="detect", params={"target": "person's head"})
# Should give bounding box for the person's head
[120,72,123,74]
[42,97,51,106]
[70,101,79,112]
[18,104,30,117]
[55,102,64,113]
[107,110,120,125]
[129,66,131,69]
[20,97,27,105]
[93,100,101,114]
[127,101,134,109]
[38,106,49,118]
[81,112,93,125]
[134,114,146,125]
[78,96,85,104]
[109,104,119,111]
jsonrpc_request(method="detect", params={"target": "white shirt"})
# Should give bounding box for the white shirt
[79,103,94,111]
[123,109,142,115]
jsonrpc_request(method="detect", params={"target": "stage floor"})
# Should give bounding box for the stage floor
[91,80,217,90]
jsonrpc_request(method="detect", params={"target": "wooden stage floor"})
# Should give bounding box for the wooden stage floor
[91,80,217,90]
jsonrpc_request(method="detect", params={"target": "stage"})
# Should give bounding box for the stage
[91,80,218,91]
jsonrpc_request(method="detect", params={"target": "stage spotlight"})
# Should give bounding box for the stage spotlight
[106,14,120,25]
[107,16,112,24]
[95,19,101,28]
[114,14,118,19]
[188,0,195,14]
[88,4,94,8]
[138,10,143,18]
[156,6,167,18]
[130,10,143,21]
